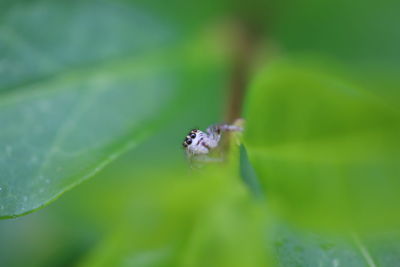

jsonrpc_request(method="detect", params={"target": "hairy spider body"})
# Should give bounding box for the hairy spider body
[182,124,243,157]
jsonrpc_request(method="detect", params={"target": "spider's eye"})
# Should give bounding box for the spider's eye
[190,133,196,139]
[186,139,192,145]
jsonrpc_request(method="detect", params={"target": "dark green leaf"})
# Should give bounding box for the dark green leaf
[239,144,265,199]
[0,0,224,218]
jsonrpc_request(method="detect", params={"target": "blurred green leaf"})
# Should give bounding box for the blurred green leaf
[78,166,269,267]
[244,58,400,231]
[272,0,400,65]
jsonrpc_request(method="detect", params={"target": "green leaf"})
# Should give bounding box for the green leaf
[0,0,225,218]
[239,145,265,200]
[244,58,400,231]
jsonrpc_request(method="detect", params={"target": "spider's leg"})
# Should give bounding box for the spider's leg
[206,124,242,135]
[217,124,243,132]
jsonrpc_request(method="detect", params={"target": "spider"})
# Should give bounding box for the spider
[182,123,243,160]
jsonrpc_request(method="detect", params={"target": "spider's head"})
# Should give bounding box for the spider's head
[182,129,209,155]
[182,129,198,148]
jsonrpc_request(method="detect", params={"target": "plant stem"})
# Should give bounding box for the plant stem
[224,20,263,123]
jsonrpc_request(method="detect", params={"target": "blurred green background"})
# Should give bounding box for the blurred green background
[0,0,399,266]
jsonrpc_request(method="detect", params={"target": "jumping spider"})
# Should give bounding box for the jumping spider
[182,123,243,161]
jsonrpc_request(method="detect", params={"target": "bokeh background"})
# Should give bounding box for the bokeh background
[0,0,399,266]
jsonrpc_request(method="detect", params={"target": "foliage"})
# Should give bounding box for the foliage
[0,0,399,266]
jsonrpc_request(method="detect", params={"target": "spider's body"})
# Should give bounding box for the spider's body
[182,124,242,158]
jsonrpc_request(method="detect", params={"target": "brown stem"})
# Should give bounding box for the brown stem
[224,20,263,123]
